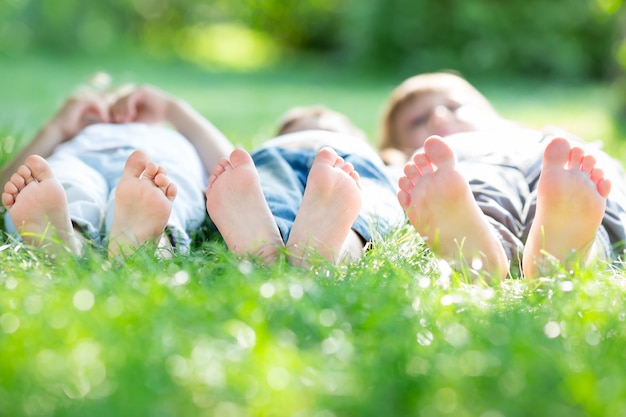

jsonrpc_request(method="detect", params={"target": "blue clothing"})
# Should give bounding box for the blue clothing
[250,130,405,244]
[4,123,207,252]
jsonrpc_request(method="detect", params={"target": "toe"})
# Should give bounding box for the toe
[10,172,27,191]
[143,161,160,180]
[24,155,55,182]
[397,190,411,210]
[413,153,434,175]
[1,192,15,209]
[581,155,596,174]
[165,182,178,201]
[543,137,571,167]
[568,147,585,170]
[398,176,414,192]
[154,172,170,189]
[590,168,604,184]
[597,178,611,198]
[423,136,456,170]
[403,163,421,181]
[4,181,18,195]
[229,148,255,168]
[213,161,228,176]
[124,150,150,178]
[311,147,340,168]
[341,161,355,175]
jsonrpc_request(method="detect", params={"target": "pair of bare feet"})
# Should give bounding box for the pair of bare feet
[3,146,363,265]
[205,147,363,266]
[2,150,176,257]
[398,136,611,281]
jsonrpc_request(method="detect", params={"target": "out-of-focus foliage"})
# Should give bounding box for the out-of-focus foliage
[234,0,345,50]
[341,0,624,80]
[0,0,625,79]
[0,0,343,70]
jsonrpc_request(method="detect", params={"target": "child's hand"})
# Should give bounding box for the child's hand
[47,93,111,142]
[109,85,173,125]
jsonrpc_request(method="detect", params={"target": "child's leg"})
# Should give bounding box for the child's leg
[523,137,610,279]
[107,150,177,257]
[286,147,362,266]
[205,148,284,263]
[344,154,406,251]
[2,155,83,255]
[398,136,509,281]
[252,147,307,244]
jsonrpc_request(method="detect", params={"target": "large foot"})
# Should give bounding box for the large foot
[108,150,177,257]
[523,137,610,279]
[205,148,283,263]
[398,136,508,281]
[2,155,81,254]
[287,147,363,266]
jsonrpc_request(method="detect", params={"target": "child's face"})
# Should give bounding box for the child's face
[393,89,499,151]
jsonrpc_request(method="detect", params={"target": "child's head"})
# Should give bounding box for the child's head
[277,105,366,138]
[380,72,503,157]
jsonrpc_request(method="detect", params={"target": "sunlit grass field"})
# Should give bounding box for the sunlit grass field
[1,53,626,417]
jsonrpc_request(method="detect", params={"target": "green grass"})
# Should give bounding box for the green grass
[2,52,626,417]
[2,229,626,417]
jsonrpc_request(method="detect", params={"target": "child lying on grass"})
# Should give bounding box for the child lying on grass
[205,105,405,267]
[380,71,626,281]
[2,74,233,257]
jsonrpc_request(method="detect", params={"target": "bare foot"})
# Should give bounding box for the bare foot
[397,136,508,281]
[523,137,611,279]
[2,155,81,254]
[108,150,177,257]
[205,148,283,262]
[286,147,363,266]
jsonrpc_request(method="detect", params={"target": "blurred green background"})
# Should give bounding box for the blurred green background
[1,0,626,154]
[2,0,625,80]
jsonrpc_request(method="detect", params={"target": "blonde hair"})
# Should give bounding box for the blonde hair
[277,105,366,138]
[379,72,496,152]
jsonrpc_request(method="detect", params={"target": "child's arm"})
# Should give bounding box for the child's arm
[1,93,110,185]
[110,85,234,174]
